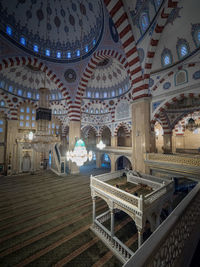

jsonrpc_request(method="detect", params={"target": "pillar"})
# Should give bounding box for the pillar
[163,133,172,154]
[68,120,81,174]
[95,151,101,168]
[110,153,115,173]
[110,208,115,238]
[137,227,144,248]
[111,135,117,147]
[92,197,96,225]
[132,98,151,173]
[150,130,156,153]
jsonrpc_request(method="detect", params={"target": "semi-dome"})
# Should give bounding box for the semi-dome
[85,58,130,99]
[0,0,104,63]
[0,64,62,100]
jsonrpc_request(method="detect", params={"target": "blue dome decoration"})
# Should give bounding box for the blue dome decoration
[109,17,119,43]
[0,0,104,63]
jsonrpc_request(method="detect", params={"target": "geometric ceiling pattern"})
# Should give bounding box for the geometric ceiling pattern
[0,65,57,91]
[85,58,130,98]
[0,0,104,62]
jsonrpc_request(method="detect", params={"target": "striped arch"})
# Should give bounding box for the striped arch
[144,0,178,86]
[151,92,200,133]
[104,0,146,100]
[0,56,71,104]
[172,108,200,132]
[151,62,197,92]
[114,122,131,136]
[71,49,130,121]
[99,125,112,136]
[81,125,98,138]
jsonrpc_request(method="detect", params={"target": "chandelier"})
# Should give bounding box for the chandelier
[66,139,92,167]
[96,140,106,150]
[186,118,200,132]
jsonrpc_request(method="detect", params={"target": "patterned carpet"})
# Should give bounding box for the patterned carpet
[0,169,132,267]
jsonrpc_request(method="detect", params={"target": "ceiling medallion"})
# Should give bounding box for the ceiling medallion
[64,69,77,83]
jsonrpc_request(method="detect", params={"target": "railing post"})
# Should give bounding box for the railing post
[110,208,115,238]
[92,197,96,225]
[137,226,144,248]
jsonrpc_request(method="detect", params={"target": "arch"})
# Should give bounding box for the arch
[144,0,178,87]
[99,125,111,146]
[104,0,146,100]
[81,125,98,138]
[151,92,200,134]
[0,56,71,104]
[71,49,130,121]
[114,122,131,136]
[115,156,132,171]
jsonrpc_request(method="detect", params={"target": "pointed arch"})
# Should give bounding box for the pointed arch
[0,56,71,104]
[71,49,130,121]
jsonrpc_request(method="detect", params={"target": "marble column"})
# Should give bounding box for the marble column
[163,133,172,154]
[132,98,151,173]
[68,120,81,174]
[110,208,115,238]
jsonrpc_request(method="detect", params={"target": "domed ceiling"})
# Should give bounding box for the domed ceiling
[0,64,62,100]
[85,58,130,99]
[0,0,104,63]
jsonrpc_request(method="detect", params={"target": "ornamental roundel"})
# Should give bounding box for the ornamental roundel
[64,69,77,83]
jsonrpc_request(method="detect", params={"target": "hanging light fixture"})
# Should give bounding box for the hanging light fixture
[96,140,106,150]
[66,139,92,166]
[185,118,200,132]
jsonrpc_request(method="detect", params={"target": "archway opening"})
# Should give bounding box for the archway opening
[115,156,132,171]
[117,126,126,146]
[101,127,111,146]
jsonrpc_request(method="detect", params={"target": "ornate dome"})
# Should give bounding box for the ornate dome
[0,0,104,63]
[0,64,62,100]
[85,58,130,99]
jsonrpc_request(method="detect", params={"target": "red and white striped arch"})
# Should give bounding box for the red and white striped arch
[114,122,131,136]
[71,49,130,121]
[144,0,178,87]
[81,125,98,138]
[151,92,200,133]
[0,56,71,107]
[99,125,112,136]
[104,0,146,100]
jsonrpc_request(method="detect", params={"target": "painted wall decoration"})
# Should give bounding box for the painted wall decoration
[163,82,171,90]
[193,70,200,80]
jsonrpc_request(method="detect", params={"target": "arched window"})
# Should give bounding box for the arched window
[103,92,107,98]
[87,91,91,98]
[0,100,5,107]
[140,12,149,33]
[161,48,173,67]
[95,92,99,98]
[177,39,190,59]
[95,108,99,114]
[191,24,200,48]
[100,108,104,113]
[90,108,94,114]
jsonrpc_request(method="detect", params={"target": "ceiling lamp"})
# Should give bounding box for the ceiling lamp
[186,118,200,132]
[96,140,106,150]
[66,139,92,167]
